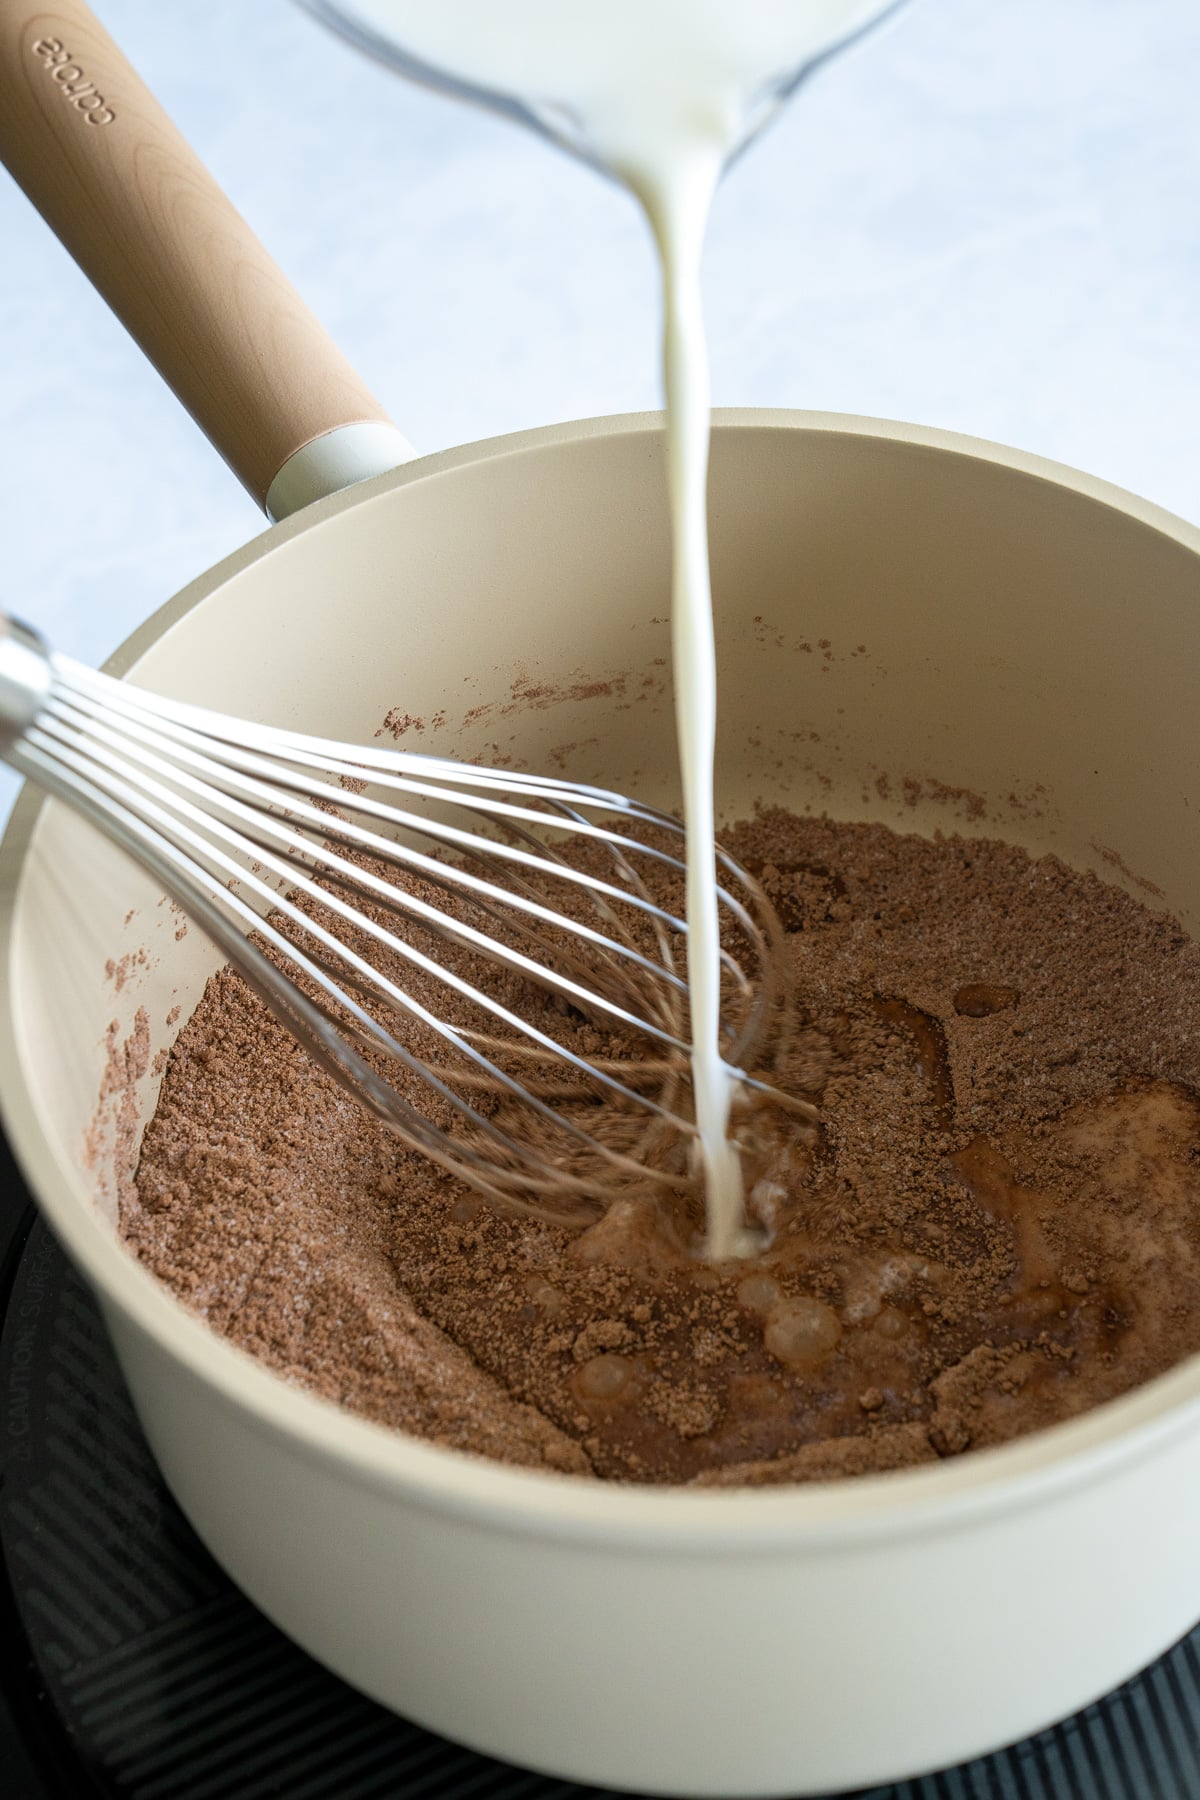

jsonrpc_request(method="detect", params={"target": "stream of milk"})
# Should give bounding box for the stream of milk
[343,0,900,1256]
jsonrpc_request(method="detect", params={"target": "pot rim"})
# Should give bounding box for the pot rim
[4,406,1200,1553]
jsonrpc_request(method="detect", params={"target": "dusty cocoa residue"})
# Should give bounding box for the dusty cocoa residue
[376,709,425,740]
[159,898,189,943]
[99,1008,150,1102]
[105,948,149,993]
[87,1007,152,1213]
[922,776,988,820]
[1003,782,1049,821]
[751,617,787,650]
[1089,839,1165,898]
[898,774,987,820]
[548,737,599,772]
[500,675,629,717]
[126,813,1200,1487]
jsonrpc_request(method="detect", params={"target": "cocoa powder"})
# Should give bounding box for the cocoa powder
[124,811,1200,1485]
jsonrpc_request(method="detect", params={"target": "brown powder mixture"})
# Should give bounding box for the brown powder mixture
[123,811,1200,1485]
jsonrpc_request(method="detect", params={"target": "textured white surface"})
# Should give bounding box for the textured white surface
[1,0,1199,814]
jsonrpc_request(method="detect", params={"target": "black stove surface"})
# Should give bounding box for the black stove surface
[0,1132,1197,1800]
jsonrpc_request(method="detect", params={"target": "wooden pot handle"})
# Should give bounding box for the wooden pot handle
[0,0,405,511]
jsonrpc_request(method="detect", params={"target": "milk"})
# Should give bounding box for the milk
[346,0,900,1255]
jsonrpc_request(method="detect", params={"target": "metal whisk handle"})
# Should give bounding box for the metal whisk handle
[0,615,52,745]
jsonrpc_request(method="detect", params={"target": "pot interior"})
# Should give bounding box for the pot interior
[8,415,1200,1272]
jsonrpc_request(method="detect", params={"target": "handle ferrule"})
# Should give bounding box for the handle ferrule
[265,421,417,522]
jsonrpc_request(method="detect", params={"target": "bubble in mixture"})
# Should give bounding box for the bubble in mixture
[525,1275,567,1316]
[728,1372,788,1416]
[690,1266,723,1290]
[763,1297,842,1369]
[873,1306,909,1340]
[737,1273,782,1315]
[575,1354,634,1400]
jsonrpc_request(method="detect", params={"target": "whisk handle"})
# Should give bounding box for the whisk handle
[0,617,52,747]
[0,1,414,516]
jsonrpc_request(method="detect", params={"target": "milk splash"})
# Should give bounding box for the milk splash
[316,0,903,1255]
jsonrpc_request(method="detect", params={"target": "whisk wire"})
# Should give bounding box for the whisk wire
[0,620,810,1223]
[14,726,689,1213]
[48,668,777,1062]
[29,707,700,1124]
[39,690,694,1051]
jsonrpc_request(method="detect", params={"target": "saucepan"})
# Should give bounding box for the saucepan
[1,4,1199,1795]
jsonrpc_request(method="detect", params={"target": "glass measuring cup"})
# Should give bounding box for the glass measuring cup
[296,0,911,177]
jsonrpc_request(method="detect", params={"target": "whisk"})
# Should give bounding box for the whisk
[0,614,811,1224]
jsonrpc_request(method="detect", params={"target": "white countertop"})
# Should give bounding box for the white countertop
[1,0,1198,818]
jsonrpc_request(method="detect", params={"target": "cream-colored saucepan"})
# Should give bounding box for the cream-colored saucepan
[2,5,1199,1796]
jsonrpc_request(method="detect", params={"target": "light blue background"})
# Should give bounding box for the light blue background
[1,0,1198,817]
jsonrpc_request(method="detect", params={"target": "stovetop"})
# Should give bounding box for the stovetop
[0,1131,1197,1800]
